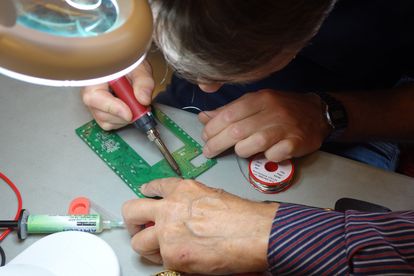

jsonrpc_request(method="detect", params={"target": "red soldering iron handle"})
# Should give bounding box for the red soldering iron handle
[109,76,150,122]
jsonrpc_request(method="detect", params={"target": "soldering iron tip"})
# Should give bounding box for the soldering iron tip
[175,168,183,178]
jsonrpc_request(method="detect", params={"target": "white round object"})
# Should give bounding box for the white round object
[0,264,56,276]
[0,231,120,276]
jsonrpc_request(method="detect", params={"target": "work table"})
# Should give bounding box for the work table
[1,75,413,275]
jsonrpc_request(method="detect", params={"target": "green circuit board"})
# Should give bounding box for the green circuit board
[76,107,217,197]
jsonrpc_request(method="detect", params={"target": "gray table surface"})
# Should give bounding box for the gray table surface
[1,75,413,275]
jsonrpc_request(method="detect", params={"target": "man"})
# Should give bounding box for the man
[82,0,414,274]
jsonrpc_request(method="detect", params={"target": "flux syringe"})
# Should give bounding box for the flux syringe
[0,209,124,240]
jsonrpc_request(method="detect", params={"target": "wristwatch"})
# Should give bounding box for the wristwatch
[313,91,348,142]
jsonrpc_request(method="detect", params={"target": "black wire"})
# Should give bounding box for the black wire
[0,245,5,266]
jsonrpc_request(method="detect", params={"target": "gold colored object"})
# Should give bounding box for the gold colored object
[153,270,182,276]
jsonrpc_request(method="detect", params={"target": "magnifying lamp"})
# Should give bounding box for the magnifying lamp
[0,0,153,87]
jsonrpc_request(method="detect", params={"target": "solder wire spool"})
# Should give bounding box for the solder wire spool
[248,154,294,194]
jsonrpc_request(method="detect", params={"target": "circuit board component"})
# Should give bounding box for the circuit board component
[76,107,217,197]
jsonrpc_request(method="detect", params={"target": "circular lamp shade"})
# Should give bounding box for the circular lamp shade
[0,0,153,86]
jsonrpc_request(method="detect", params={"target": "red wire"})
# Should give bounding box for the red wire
[0,172,23,242]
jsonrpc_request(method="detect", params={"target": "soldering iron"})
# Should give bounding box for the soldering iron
[109,77,182,177]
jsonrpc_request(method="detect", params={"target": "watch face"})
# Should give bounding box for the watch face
[331,109,347,128]
[318,92,348,130]
[313,91,348,141]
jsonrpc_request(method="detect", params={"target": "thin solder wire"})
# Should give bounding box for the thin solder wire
[181,86,214,119]
[237,155,291,193]
[158,54,170,86]
[236,155,251,184]
[150,45,170,87]
[156,54,213,118]
[179,86,250,184]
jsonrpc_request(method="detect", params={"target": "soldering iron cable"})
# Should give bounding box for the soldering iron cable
[0,172,23,242]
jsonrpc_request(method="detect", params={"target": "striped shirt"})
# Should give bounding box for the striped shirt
[267,203,414,275]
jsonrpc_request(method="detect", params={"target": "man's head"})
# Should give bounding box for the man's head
[150,0,335,91]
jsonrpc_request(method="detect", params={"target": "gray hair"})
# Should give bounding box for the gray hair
[150,0,336,83]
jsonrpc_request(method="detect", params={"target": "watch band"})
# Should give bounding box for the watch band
[313,91,348,142]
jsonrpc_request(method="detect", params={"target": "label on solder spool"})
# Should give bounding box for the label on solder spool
[248,155,294,193]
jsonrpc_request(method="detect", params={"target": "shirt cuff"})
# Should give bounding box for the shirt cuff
[267,203,348,275]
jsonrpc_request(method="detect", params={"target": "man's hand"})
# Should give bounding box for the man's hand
[198,90,331,162]
[122,178,278,274]
[81,60,155,130]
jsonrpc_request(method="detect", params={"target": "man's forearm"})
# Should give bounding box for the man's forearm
[267,203,414,275]
[332,84,414,141]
